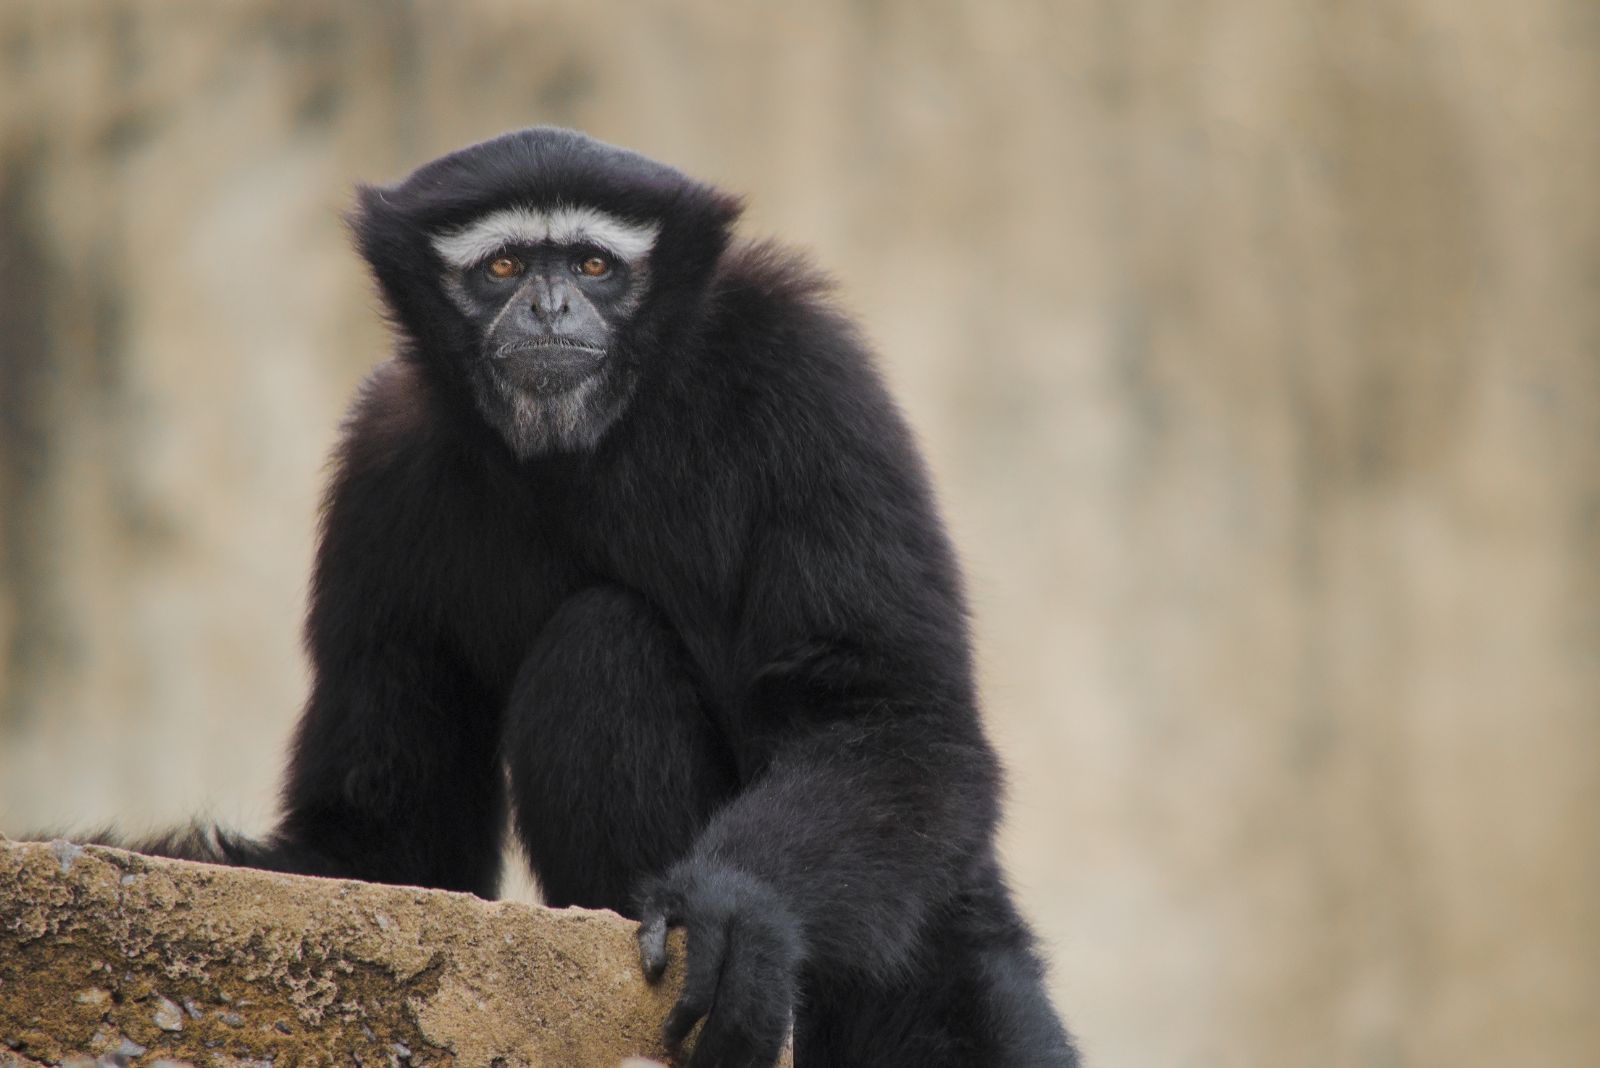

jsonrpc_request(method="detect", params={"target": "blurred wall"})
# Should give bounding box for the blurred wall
[2,3,1597,1065]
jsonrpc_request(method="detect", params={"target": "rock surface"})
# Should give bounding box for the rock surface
[0,838,777,1067]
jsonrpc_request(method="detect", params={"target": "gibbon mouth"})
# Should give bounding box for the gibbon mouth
[494,339,605,359]
[490,341,606,396]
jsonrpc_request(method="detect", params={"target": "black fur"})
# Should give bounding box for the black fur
[60,128,1077,1067]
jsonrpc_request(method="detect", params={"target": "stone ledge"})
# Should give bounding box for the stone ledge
[0,838,781,1067]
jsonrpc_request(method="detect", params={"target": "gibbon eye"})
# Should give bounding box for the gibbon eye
[577,255,611,278]
[487,256,522,279]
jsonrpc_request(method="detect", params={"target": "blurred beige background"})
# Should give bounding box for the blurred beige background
[2,3,1597,1065]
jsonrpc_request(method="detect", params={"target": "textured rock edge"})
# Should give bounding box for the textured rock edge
[0,837,789,1066]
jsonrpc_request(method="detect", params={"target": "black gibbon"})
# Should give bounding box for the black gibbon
[62,128,1077,1068]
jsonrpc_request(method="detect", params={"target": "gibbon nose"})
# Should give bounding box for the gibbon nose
[528,278,573,324]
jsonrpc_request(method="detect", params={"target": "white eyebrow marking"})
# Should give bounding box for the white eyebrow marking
[430,205,661,267]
